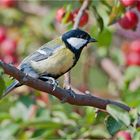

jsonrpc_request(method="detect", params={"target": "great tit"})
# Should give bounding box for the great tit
[2,29,96,98]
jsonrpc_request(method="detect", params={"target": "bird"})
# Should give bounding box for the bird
[2,28,96,98]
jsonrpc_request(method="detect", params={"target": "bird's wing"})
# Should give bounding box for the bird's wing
[21,37,62,64]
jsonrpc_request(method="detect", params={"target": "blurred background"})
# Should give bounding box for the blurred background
[0,0,140,139]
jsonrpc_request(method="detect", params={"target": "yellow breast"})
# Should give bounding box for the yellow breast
[30,46,75,76]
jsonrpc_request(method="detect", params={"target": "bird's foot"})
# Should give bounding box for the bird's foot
[61,87,76,103]
[48,77,58,91]
[40,76,58,91]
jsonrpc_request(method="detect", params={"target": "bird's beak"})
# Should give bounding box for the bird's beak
[89,37,97,43]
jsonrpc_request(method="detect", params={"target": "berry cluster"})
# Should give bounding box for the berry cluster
[123,39,140,66]
[118,0,140,30]
[0,26,18,64]
[0,0,17,8]
[56,7,89,27]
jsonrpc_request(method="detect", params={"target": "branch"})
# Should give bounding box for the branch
[0,61,130,112]
[64,0,90,88]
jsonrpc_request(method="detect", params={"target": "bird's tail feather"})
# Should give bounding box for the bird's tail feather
[1,80,21,99]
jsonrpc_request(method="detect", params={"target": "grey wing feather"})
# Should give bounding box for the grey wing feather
[20,37,62,64]
[33,46,60,62]
[26,49,53,62]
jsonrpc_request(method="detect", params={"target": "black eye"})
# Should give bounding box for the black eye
[80,34,87,39]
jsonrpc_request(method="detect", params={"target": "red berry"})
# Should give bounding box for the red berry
[118,11,138,30]
[1,38,17,55]
[56,8,73,23]
[56,8,65,23]
[137,1,140,12]
[73,9,89,27]
[116,131,132,140]
[126,52,140,66]
[130,40,140,53]
[0,0,17,7]
[67,12,73,22]
[0,27,6,43]
[120,0,137,7]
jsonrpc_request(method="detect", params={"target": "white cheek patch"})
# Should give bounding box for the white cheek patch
[67,37,87,49]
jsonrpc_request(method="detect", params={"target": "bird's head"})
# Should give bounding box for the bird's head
[62,29,96,53]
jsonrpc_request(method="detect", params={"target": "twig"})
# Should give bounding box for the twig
[73,0,90,29]
[64,0,90,88]
[0,61,130,112]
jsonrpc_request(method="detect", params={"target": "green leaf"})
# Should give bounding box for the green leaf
[10,102,30,121]
[0,123,19,140]
[87,124,110,138]
[92,6,104,32]
[19,95,35,107]
[26,120,62,129]
[0,64,4,75]
[133,131,140,140]
[106,104,130,126]
[37,108,51,121]
[0,113,11,120]
[97,28,112,47]
[0,76,6,96]
[108,1,125,25]
[101,0,112,9]
[0,66,6,95]
[85,107,96,125]
[105,116,123,136]
[124,66,140,82]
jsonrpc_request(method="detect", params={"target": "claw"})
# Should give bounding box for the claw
[52,80,58,91]
[47,77,58,91]
[39,76,58,91]
[46,78,58,91]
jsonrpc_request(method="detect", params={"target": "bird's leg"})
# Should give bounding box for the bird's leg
[39,76,58,91]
